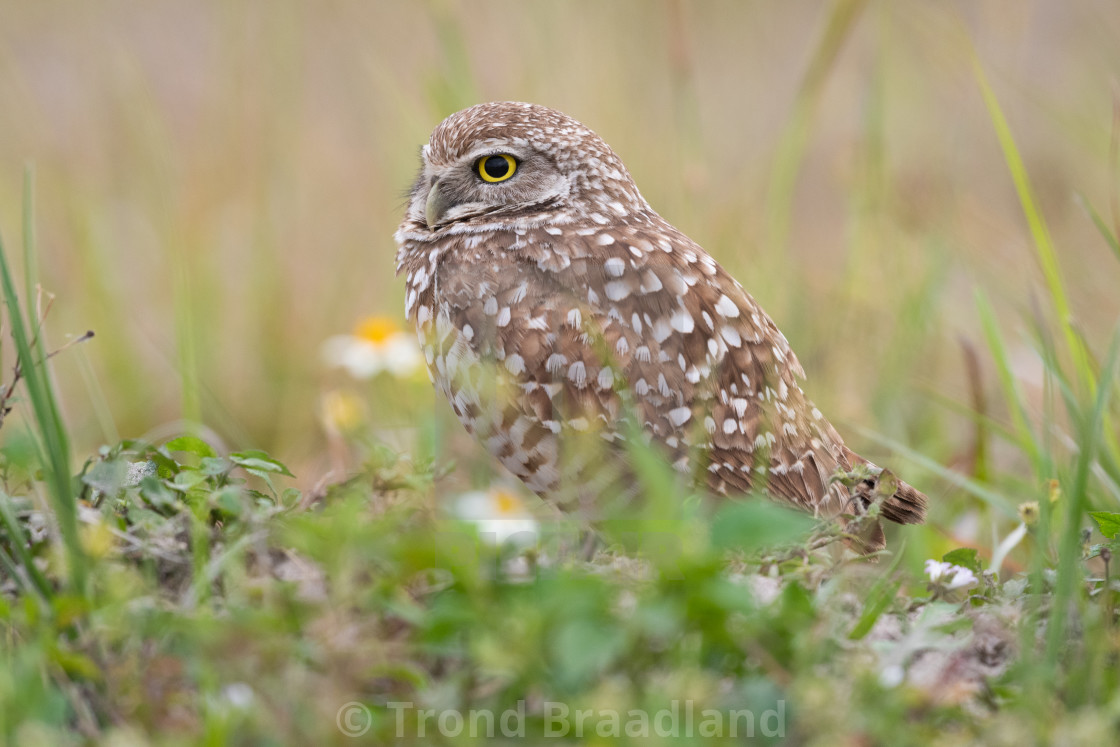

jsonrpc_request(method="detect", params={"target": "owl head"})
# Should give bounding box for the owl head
[403,102,648,232]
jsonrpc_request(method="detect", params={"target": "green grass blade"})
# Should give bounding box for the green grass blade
[975,292,1047,478]
[1075,193,1120,265]
[0,230,86,595]
[1045,324,1120,665]
[973,58,1095,398]
[848,542,906,640]
[0,542,29,596]
[852,424,1019,518]
[923,390,1017,451]
[0,494,53,601]
[21,168,39,343]
[766,0,868,254]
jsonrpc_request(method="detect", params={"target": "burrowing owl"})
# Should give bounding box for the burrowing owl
[395,102,926,550]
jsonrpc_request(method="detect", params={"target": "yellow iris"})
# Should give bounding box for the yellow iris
[477,154,517,183]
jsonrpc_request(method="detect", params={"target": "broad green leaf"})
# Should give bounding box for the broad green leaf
[210,487,245,518]
[81,458,129,496]
[165,436,217,459]
[1089,511,1120,540]
[943,547,982,574]
[139,476,177,512]
[199,456,231,477]
[549,618,626,687]
[230,450,295,477]
[170,469,208,492]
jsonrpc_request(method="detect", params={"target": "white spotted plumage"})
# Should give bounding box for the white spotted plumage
[395,102,927,549]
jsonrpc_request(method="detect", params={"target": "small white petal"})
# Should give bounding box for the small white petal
[924,559,952,582]
[946,566,979,590]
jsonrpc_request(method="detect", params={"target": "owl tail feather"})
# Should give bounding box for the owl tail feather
[879,481,927,525]
[838,447,928,555]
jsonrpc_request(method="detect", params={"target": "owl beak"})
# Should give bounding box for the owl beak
[424,179,449,228]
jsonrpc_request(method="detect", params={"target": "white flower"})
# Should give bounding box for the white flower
[879,664,905,688]
[925,559,980,592]
[322,316,423,379]
[945,566,979,591]
[924,559,953,583]
[221,682,255,709]
[454,488,540,547]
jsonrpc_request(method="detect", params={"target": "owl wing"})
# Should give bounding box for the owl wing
[511,215,856,518]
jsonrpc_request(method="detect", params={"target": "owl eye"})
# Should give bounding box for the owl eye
[476,154,518,183]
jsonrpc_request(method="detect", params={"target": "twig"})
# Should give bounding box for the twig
[0,330,94,429]
[1103,547,1114,628]
[958,336,988,480]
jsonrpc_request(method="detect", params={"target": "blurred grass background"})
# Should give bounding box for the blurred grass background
[0,0,1117,507]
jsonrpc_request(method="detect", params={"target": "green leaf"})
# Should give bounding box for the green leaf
[1085,542,1120,560]
[127,507,171,529]
[50,646,102,681]
[81,458,129,496]
[1089,511,1120,540]
[280,488,302,508]
[942,547,982,574]
[710,500,815,552]
[210,487,245,518]
[51,594,91,629]
[632,600,684,640]
[934,616,975,635]
[549,618,626,687]
[169,469,208,492]
[199,456,231,477]
[139,476,178,512]
[230,450,295,477]
[146,449,181,478]
[165,436,216,459]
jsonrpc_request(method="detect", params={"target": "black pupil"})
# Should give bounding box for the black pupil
[483,156,510,179]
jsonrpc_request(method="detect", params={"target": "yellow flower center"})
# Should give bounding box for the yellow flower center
[355,316,399,345]
[492,490,521,515]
